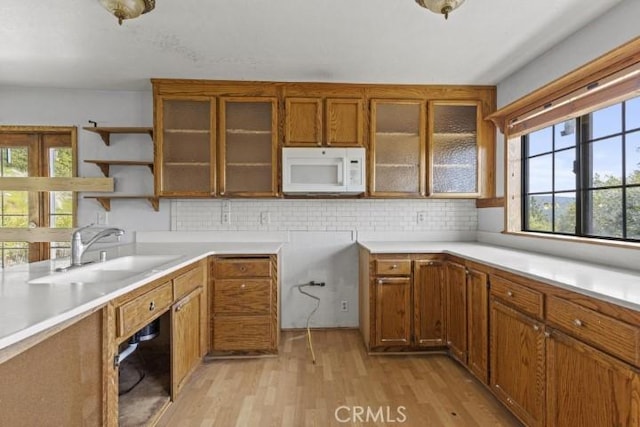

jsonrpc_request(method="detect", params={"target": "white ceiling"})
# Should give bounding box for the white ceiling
[0,0,625,91]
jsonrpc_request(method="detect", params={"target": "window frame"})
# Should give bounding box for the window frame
[521,98,640,243]
[488,37,640,249]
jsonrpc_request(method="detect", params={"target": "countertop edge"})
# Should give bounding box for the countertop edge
[0,243,283,353]
[358,241,640,313]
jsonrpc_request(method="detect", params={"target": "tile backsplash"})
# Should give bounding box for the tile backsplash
[171,199,477,232]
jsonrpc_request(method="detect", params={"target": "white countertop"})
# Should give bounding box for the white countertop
[0,242,282,352]
[4,238,640,354]
[359,241,640,313]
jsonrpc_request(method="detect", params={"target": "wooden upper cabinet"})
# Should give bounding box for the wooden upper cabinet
[428,100,481,197]
[370,100,426,197]
[284,95,364,147]
[284,98,322,146]
[218,97,278,197]
[155,96,216,197]
[326,98,363,146]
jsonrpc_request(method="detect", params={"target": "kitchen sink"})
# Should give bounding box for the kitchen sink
[28,255,181,285]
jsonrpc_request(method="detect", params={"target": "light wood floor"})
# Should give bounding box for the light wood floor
[158,330,522,427]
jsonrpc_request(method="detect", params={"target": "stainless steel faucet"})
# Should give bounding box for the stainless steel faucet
[70,224,125,267]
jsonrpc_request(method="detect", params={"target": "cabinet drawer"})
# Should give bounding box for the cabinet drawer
[547,296,640,366]
[490,276,544,319]
[174,264,204,300]
[117,281,173,338]
[214,258,271,278]
[374,260,411,276]
[213,279,271,315]
[212,316,272,351]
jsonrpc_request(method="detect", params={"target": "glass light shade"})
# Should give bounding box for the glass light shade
[415,0,465,19]
[99,0,155,25]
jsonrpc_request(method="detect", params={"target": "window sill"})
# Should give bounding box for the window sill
[501,230,640,251]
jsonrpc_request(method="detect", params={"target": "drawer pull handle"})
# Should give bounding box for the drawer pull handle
[240,266,247,272]
[507,291,514,297]
[176,303,183,312]
[149,301,156,311]
[390,264,398,269]
[240,283,246,289]
[573,319,583,327]
[377,279,383,285]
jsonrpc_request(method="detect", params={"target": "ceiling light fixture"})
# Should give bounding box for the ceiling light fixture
[99,0,155,25]
[415,0,465,20]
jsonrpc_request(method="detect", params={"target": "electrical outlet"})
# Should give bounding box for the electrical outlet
[260,211,270,225]
[96,211,108,225]
[341,300,348,312]
[221,200,231,224]
[222,211,231,224]
[417,211,427,224]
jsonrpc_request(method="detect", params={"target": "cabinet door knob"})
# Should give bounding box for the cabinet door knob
[390,264,398,269]
[573,319,583,327]
[149,301,156,311]
[544,331,551,338]
[377,279,383,285]
[533,325,540,331]
[507,291,514,297]
[240,283,246,289]
[240,266,247,272]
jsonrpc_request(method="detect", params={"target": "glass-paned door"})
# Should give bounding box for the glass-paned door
[0,130,75,268]
[45,135,73,260]
[0,137,31,267]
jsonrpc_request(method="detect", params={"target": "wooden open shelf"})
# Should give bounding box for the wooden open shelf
[83,127,153,146]
[84,160,154,177]
[84,196,159,212]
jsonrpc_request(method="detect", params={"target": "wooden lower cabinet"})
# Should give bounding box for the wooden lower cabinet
[490,299,546,427]
[360,249,640,426]
[110,260,208,426]
[546,328,640,427]
[467,267,489,383]
[414,260,446,347]
[373,276,412,347]
[367,256,446,350]
[445,261,489,383]
[446,262,468,363]
[210,256,279,353]
[172,287,205,396]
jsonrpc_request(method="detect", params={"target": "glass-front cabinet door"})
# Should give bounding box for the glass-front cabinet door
[429,101,480,197]
[370,100,425,197]
[156,97,215,196]
[219,97,278,197]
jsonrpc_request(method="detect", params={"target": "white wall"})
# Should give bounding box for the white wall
[0,86,171,243]
[479,0,640,270]
[173,198,478,328]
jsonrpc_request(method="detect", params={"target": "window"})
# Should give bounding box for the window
[522,95,640,242]
[0,129,76,268]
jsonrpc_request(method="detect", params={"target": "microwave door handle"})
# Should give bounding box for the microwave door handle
[337,160,344,185]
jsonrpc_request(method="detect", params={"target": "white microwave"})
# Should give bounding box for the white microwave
[282,147,366,194]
